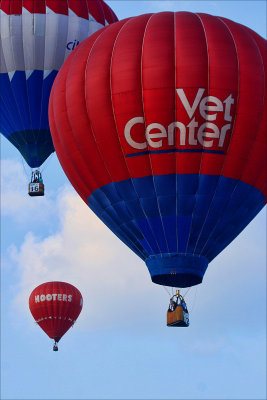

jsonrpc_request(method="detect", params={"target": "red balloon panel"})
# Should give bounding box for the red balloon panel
[50,12,266,199]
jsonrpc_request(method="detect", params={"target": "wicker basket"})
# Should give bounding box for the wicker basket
[28,182,45,197]
[167,305,189,327]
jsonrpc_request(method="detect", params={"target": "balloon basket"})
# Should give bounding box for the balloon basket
[28,182,45,197]
[167,305,189,327]
[53,342,58,351]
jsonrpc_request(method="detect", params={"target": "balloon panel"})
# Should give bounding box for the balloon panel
[0,0,118,167]
[49,13,266,287]
[29,281,83,341]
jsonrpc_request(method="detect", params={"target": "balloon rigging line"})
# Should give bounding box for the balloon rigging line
[189,287,198,314]
[40,151,55,174]
[21,155,31,179]
[163,285,171,297]
[183,287,191,298]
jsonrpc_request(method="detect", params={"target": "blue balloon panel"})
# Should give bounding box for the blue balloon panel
[0,70,55,168]
[88,174,265,287]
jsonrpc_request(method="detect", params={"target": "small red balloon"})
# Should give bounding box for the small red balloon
[29,282,83,349]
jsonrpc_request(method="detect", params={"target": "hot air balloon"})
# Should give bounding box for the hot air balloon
[0,0,118,196]
[29,281,83,350]
[49,13,266,309]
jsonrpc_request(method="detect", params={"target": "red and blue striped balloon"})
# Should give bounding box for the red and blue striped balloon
[49,12,266,288]
[0,0,117,168]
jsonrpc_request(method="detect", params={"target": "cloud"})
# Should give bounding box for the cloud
[1,159,59,225]
[3,157,266,339]
[9,188,159,333]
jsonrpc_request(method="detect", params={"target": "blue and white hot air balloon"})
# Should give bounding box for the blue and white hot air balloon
[0,0,118,169]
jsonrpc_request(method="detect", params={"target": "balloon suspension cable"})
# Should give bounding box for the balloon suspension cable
[20,155,31,180]
[189,286,198,314]
[40,151,55,175]
[183,287,191,298]
[163,286,172,297]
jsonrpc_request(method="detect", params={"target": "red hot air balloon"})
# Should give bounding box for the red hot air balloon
[49,13,266,290]
[29,282,83,350]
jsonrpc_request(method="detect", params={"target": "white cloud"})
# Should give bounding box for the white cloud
[3,157,266,339]
[1,159,59,224]
[9,189,158,332]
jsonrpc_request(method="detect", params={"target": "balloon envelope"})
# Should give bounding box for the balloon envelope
[0,0,118,168]
[49,12,267,287]
[29,281,83,342]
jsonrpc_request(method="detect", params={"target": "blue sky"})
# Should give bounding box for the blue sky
[1,1,266,400]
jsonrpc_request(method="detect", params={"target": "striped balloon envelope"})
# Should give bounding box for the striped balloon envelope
[29,281,83,348]
[0,0,118,168]
[49,12,266,288]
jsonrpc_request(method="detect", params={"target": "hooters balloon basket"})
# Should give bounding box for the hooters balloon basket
[167,290,190,327]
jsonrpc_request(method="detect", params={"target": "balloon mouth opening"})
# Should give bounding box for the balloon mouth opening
[151,273,203,288]
[146,253,209,288]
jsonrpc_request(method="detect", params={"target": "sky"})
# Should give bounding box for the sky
[1,1,266,400]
